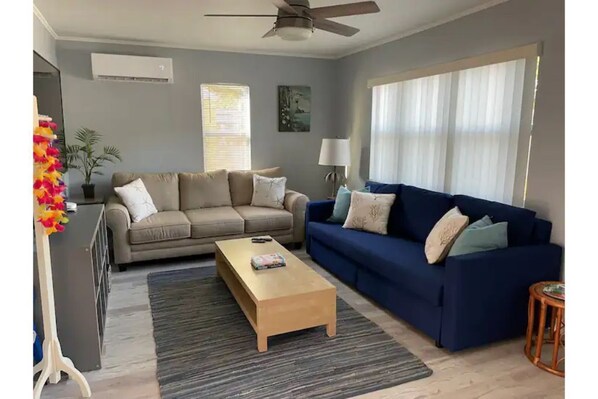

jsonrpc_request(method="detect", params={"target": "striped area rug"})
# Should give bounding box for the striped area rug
[148,267,432,399]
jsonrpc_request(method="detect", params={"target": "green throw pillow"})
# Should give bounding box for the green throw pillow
[327,186,370,224]
[448,215,508,257]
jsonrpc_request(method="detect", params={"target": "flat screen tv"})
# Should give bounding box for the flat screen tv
[33,51,67,170]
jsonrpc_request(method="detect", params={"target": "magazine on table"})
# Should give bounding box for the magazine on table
[543,283,564,301]
[251,253,286,270]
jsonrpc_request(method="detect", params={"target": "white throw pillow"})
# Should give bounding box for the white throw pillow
[251,174,287,209]
[343,191,396,235]
[425,206,469,264]
[114,178,158,223]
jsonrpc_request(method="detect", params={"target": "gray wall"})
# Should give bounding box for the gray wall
[33,13,57,67]
[335,0,564,246]
[57,41,336,201]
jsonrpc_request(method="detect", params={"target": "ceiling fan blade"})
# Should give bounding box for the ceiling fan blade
[204,14,277,17]
[272,0,299,15]
[262,27,277,38]
[313,18,359,37]
[309,1,380,19]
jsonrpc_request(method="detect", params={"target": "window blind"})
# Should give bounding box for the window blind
[370,58,530,204]
[200,84,251,171]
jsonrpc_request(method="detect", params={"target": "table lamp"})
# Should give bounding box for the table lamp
[319,138,351,198]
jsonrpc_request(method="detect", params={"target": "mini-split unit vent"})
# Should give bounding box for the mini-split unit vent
[91,53,174,83]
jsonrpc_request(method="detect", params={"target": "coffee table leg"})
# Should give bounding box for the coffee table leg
[257,334,268,352]
[326,320,336,337]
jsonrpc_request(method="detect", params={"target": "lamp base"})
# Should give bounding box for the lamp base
[324,166,345,198]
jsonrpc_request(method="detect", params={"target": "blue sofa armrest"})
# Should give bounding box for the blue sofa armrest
[305,200,335,253]
[441,244,562,351]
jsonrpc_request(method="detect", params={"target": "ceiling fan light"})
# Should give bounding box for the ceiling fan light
[276,26,313,41]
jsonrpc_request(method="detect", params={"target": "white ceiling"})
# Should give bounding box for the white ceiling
[34,0,507,59]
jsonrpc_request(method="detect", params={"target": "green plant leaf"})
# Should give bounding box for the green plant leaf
[74,127,102,147]
[102,145,122,161]
[65,126,122,179]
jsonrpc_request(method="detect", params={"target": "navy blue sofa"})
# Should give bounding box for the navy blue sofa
[305,181,562,352]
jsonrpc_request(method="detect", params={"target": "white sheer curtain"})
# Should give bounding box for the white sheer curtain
[370,73,452,192]
[447,59,526,203]
[370,58,527,204]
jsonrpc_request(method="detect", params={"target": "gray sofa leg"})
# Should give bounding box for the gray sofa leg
[118,264,128,272]
[294,242,303,250]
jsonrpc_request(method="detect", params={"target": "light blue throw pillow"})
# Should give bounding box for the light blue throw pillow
[327,186,370,224]
[448,215,508,257]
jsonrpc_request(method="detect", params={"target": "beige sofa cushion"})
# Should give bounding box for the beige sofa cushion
[184,207,244,239]
[180,169,232,210]
[228,167,283,206]
[234,205,292,233]
[129,211,190,244]
[113,172,179,211]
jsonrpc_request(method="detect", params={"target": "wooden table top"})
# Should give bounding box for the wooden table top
[215,236,335,303]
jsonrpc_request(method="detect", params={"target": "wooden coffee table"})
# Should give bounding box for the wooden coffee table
[215,236,337,352]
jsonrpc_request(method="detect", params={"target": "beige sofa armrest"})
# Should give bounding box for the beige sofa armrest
[106,195,132,265]
[284,189,309,244]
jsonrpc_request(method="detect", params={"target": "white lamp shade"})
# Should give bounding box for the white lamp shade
[319,139,351,166]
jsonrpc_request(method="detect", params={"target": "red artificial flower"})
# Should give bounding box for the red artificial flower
[48,122,57,130]
[39,121,49,127]
[46,147,60,156]
[40,218,54,228]
[39,193,53,204]
[33,154,47,163]
[33,135,49,144]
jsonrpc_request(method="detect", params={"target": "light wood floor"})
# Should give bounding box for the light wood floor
[40,251,564,399]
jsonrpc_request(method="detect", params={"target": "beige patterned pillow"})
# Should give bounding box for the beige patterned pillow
[114,178,158,223]
[250,174,287,209]
[343,191,396,235]
[425,207,469,264]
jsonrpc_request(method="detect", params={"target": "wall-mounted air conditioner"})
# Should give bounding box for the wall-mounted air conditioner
[91,53,174,83]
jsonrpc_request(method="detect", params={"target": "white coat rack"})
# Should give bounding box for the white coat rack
[32,97,91,399]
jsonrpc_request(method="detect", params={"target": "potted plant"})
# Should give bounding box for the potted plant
[66,127,122,199]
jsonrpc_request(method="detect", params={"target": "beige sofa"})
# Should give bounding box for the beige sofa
[106,167,309,271]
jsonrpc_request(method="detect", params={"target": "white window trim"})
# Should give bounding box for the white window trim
[367,43,542,89]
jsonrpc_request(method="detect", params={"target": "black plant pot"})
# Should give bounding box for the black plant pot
[82,184,95,199]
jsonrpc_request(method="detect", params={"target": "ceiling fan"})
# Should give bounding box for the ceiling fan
[204,0,380,41]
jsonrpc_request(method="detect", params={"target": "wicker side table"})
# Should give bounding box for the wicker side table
[524,281,565,377]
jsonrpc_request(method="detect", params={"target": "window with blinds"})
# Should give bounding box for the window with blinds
[200,84,251,171]
[370,54,537,205]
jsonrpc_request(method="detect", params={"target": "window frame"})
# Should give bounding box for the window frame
[200,83,252,172]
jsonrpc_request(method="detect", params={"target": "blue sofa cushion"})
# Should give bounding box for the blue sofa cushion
[454,195,537,246]
[396,185,454,242]
[531,219,552,244]
[308,222,445,306]
[365,181,402,235]
[365,180,402,195]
